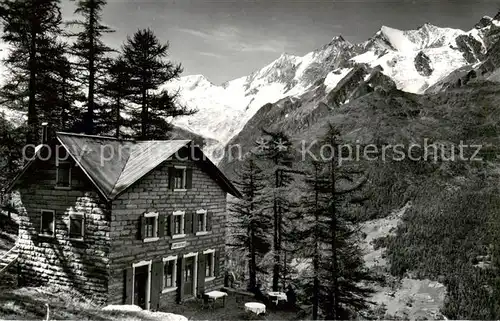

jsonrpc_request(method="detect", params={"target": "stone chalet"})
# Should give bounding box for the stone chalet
[7,131,241,310]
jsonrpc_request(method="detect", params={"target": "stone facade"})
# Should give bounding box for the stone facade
[108,157,227,309]
[16,155,111,302]
[14,146,228,310]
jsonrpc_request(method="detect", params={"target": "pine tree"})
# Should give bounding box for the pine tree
[255,129,295,291]
[122,28,194,139]
[292,125,374,319]
[99,56,131,137]
[37,41,84,131]
[0,0,63,144]
[67,0,114,135]
[0,113,24,211]
[227,155,272,292]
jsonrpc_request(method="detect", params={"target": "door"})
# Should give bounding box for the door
[134,265,148,309]
[184,257,195,297]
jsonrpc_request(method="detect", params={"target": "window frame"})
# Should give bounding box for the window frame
[68,213,85,241]
[203,249,216,281]
[173,166,187,191]
[172,210,186,239]
[162,255,178,293]
[195,209,209,236]
[39,209,55,238]
[143,212,159,243]
[55,156,72,190]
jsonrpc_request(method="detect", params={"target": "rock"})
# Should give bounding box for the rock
[456,34,485,64]
[414,51,433,77]
[475,16,493,29]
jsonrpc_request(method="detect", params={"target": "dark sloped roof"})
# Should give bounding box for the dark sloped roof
[7,133,241,200]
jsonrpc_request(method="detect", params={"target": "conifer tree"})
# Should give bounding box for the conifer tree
[256,129,295,291]
[122,28,194,139]
[227,155,272,292]
[99,56,131,137]
[67,0,114,135]
[0,0,63,143]
[292,124,374,319]
[37,41,83,131]
[0,113,24,213]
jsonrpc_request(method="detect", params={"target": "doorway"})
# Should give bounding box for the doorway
[184,256,195,297]
[134,265,148,309]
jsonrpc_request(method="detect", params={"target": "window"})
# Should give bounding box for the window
[145,217,156,238]
[40,210,55,237]
[204,249,215,280]
[56,153,72,189]
[196,209,208,235]
[172,211,185,239]
[142,212,159,242]
[69,214,84,239]
[162,256,177,293]
[173,167,186,190]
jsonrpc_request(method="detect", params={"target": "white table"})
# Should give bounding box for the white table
[267,291,287,305]
[204,290,228,309]
[244,302,266,315]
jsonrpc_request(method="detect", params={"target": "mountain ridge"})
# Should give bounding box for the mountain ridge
[166,15,498,158]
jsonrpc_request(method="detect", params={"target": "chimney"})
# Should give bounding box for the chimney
[41,122,48,145]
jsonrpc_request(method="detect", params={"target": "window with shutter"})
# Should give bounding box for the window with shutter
[203,249,216,281]
[169,166,187,191]
[195,209,209,236]
[162,256,177,293]
[142,212,159,242]
[172,211,186,239]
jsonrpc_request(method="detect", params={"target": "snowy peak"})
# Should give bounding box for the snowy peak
[164,12,500,161]
[376,24,464,52]
[330,35,347,43]
[177,74,214,91]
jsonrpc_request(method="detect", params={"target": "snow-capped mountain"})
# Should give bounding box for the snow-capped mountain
[166,16,496,157]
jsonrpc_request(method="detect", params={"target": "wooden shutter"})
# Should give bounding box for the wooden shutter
[168,214,174,237]
[186,168,193,189]
[124,268,133,304]
[140,216,146,240]
[150,261,163,311]
[206,212,213,231]
[185,212,193,234]
[197,252,206,296]
[158,214,165,237]
[193,212,198,234]
[177,255,185,303]
[168,167,175,190]
[214,250,220,277]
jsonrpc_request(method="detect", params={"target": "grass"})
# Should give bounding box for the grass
[0,285,300,320]
[167,293,299,320]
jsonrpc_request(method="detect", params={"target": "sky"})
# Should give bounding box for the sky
[61,0,500,85]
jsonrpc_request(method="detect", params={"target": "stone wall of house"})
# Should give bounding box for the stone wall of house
[108,156,227,308]
[16,154,111,303]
